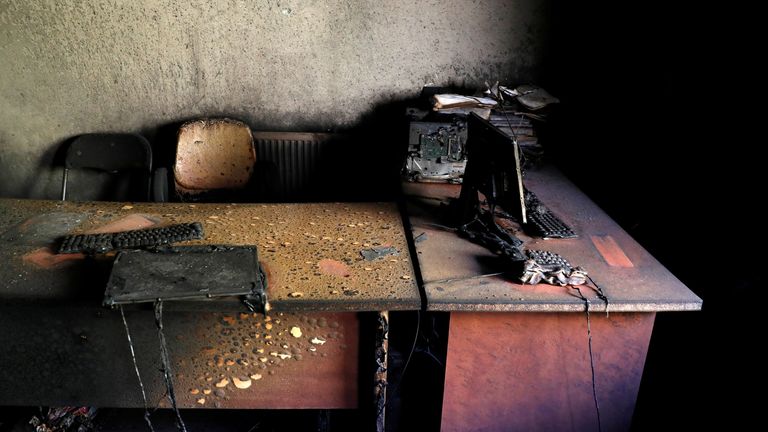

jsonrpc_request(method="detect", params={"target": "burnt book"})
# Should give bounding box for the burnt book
[103,245,267,310]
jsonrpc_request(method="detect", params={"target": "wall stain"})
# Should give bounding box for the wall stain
[0,0,549,198]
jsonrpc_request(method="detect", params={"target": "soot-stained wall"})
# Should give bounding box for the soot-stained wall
[0,0,550,198]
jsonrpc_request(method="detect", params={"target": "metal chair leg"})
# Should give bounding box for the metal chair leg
[61,168,68,201]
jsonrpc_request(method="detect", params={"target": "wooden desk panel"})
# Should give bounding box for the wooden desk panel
[0,306,358,408]
[441,312,654,432]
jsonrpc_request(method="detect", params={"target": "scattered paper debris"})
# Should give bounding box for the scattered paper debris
[513,84,560,110]
[432,94,498,110]
[311,337,326,345]
[360,246,399,261]
[290,326,302,338]
[232,376,252,389]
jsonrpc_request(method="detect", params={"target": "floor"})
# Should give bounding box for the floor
[1,408,364,432]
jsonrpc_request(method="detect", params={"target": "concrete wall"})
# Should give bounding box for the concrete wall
[0,0,550,198]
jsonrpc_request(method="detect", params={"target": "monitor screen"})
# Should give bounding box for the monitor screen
[461,112,527,224]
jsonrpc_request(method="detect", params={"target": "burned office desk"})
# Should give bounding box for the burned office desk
[403,165,702,432]
[0,200,419,411]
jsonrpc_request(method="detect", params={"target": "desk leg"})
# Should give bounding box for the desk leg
[440,312,655,432]
[374,311,389,432]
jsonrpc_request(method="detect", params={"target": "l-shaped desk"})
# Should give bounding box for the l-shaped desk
[0,165,701,431]
[403,165,701,431]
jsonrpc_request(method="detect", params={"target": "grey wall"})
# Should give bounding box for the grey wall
[0,0,549,198]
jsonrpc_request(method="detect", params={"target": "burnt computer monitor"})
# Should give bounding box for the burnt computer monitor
[458,112,527,224]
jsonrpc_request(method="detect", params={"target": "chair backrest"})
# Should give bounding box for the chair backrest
[173,118,256,197]
[62,134,152,201]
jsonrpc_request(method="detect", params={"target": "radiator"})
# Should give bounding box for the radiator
[251,132,338,201]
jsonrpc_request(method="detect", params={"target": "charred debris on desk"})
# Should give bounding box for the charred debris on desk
[403,82,554,184]
[56,220,269,431]
[2,188,417,429]
[89,225,263,431]
[406,82,605,431]
[404,82,587,288]
[103,245,266,308]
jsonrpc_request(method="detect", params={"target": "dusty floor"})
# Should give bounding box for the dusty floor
[1,408,363,432]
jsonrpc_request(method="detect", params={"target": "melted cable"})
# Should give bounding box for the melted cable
[119,306,155,432]
[153,301,187,432]
[571,286,603,432]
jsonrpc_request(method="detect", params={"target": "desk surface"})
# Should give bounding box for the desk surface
[0,199,420,312]
[403,165,702,312]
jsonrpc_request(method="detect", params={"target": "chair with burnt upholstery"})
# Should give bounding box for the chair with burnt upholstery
[154,118,256,202]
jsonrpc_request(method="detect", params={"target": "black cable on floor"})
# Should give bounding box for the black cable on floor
[572,286,603,432]
[154,301,187,432]
[119,306,155,432]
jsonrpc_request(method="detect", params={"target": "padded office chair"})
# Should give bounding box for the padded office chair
[164,118,256,201]
[61,134,153,201]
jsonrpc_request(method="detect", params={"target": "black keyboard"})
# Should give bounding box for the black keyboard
[520,249,587,286]
[525,249,573,271]
[58,222,204,254]
[524,191,577,239]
